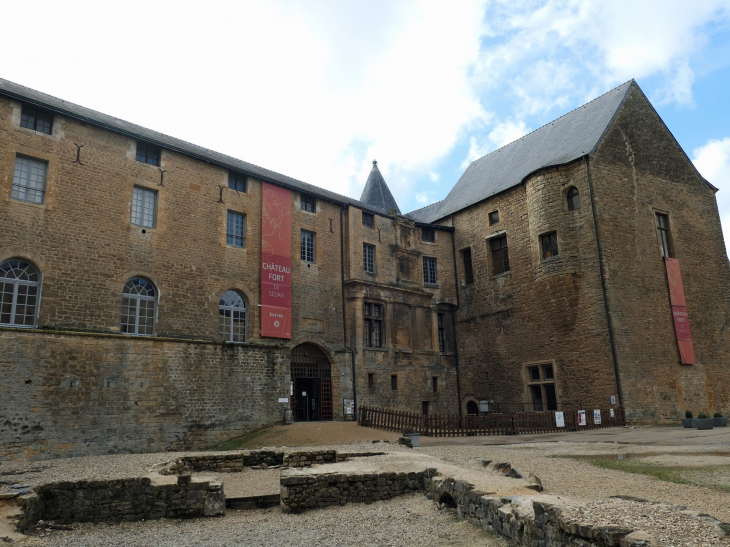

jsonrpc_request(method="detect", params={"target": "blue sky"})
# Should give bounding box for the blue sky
[2,1,730,238]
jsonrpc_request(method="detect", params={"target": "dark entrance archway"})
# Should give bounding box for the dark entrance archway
[290,343,332,421]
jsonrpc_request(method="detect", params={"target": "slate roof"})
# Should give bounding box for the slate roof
[407,80,641,223]
[359,160,401,215]
[0,78,390,216]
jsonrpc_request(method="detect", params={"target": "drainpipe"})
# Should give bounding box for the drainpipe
[340,205,357,420]
[450,215,463,416]
[584,156,624,407]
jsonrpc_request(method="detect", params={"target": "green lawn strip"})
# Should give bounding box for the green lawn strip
[207,427,281,451]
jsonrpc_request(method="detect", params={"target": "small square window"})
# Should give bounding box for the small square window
[20,104,53,135]
[362,211,374,227]
[541,232,559,260]
[363,243,376,274]
[391,375,398,391]
[136,141,161,167]
[423,257,437,285]
[301,194,316,213]
[489,211,499,225]
[301,230,316,263]
[227,211,246,247]
[11,156,48,204]
[228,171,247,192]
[421,227,435,243]
[368,373,375,389]
[131,186,157,228]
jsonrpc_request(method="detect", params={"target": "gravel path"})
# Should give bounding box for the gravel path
[34,495,509,547]
[220,469,280,497]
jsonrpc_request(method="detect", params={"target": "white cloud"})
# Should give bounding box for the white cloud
[415,191,435,205]
[693,138,730,245]
[460,119,529,168]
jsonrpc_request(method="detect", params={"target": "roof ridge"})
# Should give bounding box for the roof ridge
[407,199,443,215]
[467,79,635,166]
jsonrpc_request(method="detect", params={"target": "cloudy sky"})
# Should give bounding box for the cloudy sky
[3,1,730,239]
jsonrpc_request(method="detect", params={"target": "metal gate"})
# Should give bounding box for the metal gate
[290,343,332,421]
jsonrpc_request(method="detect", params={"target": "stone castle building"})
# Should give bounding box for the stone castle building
[1,78,728,460]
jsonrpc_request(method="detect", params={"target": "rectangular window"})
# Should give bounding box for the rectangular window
[490,235,510,276]
[20,104,52,134]
[363,243,376,273]
[301,193,316,213]
[301,230,316,262]
[421,227,435,243]
[655,213,673,258]
[11,156,48,204]
[526,364,557,412]
[228,171,247,192]
[462,248,474,285]
[437,313,445,352]
[391,375,398,391]
[136,141,161,166]
[541,232,559,260]
[226,211,246,247]
[432,376,438,393]
[423,257,437,284]
[131,186,157,228]
[489,210,499,225]
[362,211,374,227]
[368,373,375,389]
[422,401,429,415]
[364,302,383,347]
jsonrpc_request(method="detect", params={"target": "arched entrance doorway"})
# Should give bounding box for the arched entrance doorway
[290,343,332,421]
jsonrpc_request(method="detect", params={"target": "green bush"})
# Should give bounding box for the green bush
[714,412,723,418]
[698,413,708,419]
[685,411,693,419]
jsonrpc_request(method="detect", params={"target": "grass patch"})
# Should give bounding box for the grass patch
[207,427,281,451]
[579,457,730,493]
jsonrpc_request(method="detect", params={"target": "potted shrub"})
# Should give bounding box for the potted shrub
[695,413,714,430]
[403,426,421,447]
[713,412,728,427]
[682,411,694,428]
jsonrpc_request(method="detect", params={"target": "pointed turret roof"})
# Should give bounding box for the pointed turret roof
[360,160,401,215]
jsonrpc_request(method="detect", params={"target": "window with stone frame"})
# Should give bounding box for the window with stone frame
[391,374,398,391]
[132,186,157,228]
[121,277,157,336]
[219,290,247,343]
[488,210,500,225]
[301,230,316,263]
[0,259,41,328]
[461,248,474,285]
[11,156,48,204]
[368,373,375,388]
[228,171,248,193]
[526,364,557,411]
[540,231,559,260]
[363,243,376,273]
[421,227,435,243]
[227,211,246,248]
[432,376,438,393]
[489,235,510,276]
[362,211,374,227]
[567,187,581,210]
[364,302,384,348]
[135,141,161,166]
[20,104,53,134]
[655,213,673,258]
[423,256,437,285]
[300,193,316,213]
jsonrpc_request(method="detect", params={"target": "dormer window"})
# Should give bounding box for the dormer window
[136,141,161,167]
[421,227,435,243]
[301,193,316,213]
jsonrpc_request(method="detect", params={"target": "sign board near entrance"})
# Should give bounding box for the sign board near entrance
[261,182,292,338]
[578,410,586,426]
[555,411,565,428]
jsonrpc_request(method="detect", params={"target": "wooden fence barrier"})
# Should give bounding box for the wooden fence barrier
[358,406,626,437]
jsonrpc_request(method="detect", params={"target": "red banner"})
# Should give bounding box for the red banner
[261,183,292,338]
[665,258,694,364]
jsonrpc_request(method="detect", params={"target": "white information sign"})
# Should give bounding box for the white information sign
[555,411,565,428]
[578,410,587,426]
[610,408,615,418]
[610,395,616,405]
[594,409,601,424]
[278,397,289,403]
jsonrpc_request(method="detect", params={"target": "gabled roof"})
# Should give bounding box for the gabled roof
[359,160,401,215]
[0,78,390,216]
[408,80,636,223]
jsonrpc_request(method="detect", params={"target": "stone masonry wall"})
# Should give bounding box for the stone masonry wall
[0,330,290,461]
[15,475,224,532]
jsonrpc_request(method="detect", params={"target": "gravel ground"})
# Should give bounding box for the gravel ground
[220,469,280,498]
[33,494,509,547]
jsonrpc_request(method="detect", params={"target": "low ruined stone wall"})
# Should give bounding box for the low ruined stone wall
[15,475,225,532]
[280,470,428,512]
[244,450,284,467]
[427,476,648,547]
[282,450,337,469]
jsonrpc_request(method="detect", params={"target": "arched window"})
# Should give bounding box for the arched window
[466,400,479,415]
[121,278,156,336]
[567,187,581,211]
[219,290,247,343]
[0,259,41,327]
